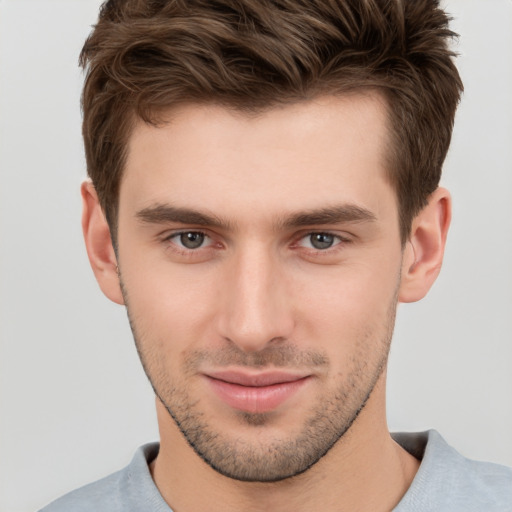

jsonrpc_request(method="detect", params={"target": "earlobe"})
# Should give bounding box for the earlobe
[81,181,124,305]
[398,187,451,303]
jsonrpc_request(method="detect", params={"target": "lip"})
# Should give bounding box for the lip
[204,370,311,414]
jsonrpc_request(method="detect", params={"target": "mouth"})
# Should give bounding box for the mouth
[203,370,311,414]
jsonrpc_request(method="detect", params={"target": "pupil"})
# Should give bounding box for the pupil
[181,232,204,249]
[311,233,334,249]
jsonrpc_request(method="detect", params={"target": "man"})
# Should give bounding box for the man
[40,0,511,510]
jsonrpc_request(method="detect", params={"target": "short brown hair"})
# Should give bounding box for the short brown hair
[80,0,463,242]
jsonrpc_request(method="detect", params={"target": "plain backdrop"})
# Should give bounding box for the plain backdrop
[1,1,511,511]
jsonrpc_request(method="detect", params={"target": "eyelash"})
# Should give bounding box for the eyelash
[295,232,349,251]
[162,230,214,254]
[161,230,351,256]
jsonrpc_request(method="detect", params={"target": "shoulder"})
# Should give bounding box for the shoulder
[393,430,512,512]
[38,443,167,512]
[38,469,124,512]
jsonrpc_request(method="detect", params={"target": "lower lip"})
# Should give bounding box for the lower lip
[206,377,310,414]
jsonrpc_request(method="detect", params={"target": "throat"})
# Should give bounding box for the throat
[150,425,420,512]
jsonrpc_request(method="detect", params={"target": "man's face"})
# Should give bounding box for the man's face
[116,94,405,481]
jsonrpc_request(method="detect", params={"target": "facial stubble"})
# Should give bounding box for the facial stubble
[121,277,398,483]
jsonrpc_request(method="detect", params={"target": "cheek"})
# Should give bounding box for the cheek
[121,260,221,354]
[119,234,402,360]
[293,258,401,346]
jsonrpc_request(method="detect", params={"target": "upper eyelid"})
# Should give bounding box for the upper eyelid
[162,229,348,238]
[161,230,214,250]
[295,230,352,242]
[161,228,209,240]
[160,229,351,249]
[165,229,203,235]
[301,233,342,241]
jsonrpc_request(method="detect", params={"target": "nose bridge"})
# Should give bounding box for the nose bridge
[219,241,293,352]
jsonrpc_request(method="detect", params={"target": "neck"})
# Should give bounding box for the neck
[151,376,419,512]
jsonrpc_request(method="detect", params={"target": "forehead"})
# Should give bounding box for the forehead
[120,93,395,224]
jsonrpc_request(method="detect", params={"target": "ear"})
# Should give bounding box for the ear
[398,187,451,303]
[81,181,124,305]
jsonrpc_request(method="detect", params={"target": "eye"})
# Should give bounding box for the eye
[299,232,344,250]
[170,231,210,250]
[309,233,335,250]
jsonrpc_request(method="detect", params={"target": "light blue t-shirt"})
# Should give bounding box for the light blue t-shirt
[39,430,512,511]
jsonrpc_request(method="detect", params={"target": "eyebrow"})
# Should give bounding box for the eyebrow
[136,203,377,230]
[279,205,377,229]
[136,204,233,230]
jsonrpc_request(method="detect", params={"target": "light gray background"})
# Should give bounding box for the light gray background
[1,1,511,511]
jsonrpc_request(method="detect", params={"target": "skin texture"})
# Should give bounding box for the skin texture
[82,93,451,511]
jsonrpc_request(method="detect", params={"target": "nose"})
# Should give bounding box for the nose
[217,244,295,353]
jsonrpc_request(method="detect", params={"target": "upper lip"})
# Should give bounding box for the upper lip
[205,370,310,387]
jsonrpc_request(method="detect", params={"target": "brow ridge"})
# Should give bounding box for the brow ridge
[136,203,377,231]
[279,205,377,229]
[136,204,232,229]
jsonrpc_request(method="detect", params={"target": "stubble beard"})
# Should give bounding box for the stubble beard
[121,281,398,483]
